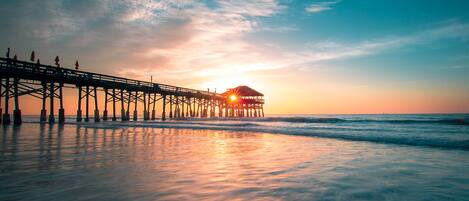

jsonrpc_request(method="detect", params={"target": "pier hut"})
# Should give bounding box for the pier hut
[222,86,264,117]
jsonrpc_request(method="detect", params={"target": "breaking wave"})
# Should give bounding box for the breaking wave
[20,114,469,150]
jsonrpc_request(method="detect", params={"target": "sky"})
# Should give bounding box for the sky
[1,0,469,114]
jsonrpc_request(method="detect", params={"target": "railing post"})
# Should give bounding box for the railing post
[13,78,21,125]
[49,82,55,124]
[162,95,166,121]
[58,82,65,124]
[76,86,82,122]
[2,78,10,125]
[94,86,100,122]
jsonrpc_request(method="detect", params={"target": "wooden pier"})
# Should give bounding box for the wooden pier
[0,50,265,125]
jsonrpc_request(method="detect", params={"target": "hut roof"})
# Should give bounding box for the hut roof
[222,85,263,97]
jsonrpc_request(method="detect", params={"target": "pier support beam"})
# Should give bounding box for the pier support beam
[181,97,185,118]
[126,91,131,120]
[112,88,116,121]
[162,95,166,121]
[188,98,191,117]
[120,89,125,121]
[169,95,173,118]
[133,91,138,121]
[103,89,108,121]
[175,96,180,118]
[192,98,196,117]
[76,86,82,122]
[151,93,156,120]
[0,78,2,123]
[2,78,10,125]
[143,92,149,120]
[94,86,100,122]
[225,105,228,118]
[48,82,55,124]
[196,99,200,118]
[58,83,65,124]
[85,85,90,122]
[13,78,21,125]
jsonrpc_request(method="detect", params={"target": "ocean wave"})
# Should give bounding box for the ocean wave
[350,119,469,125]
[65,121,469,150]
[184,117,469,126]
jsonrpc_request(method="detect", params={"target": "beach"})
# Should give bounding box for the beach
[1,114,468,200]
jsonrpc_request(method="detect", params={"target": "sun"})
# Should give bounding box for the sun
[230,94,237,102]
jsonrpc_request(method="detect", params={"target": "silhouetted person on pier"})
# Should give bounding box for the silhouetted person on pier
[55,56,60,68]
[30,51,35,62]
[75,60,79,70]
[13,54,17,61]
[6,47,10,58]
[36,59,41,71]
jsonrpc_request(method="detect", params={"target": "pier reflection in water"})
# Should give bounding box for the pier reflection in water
[0,124,338,200]
[1,124,469,201]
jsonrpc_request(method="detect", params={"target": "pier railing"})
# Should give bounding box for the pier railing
[0,57,222,99]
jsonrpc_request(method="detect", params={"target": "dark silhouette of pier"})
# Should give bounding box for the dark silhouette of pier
[0,49,265,125]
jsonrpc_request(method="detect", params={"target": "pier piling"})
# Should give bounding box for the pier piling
[85,85,90,122]
[13,78,21,125]
[94,86,100,122]
[162,95,166,121]
[76,86,82,122]
[2,78,10,125]
[112,88,116,121]
[48,82,55,124]
[103,89,108,121]
[120,89,125,121]
[133,91,137,121]
[58,83,65,124]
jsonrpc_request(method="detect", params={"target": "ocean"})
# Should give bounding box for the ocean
[1,114,468,200]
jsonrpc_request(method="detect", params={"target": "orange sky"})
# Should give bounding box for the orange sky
[1,0,469,115]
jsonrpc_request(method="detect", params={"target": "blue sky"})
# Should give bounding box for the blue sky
[1,0,468,113]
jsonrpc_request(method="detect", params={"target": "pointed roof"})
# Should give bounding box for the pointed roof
[222,85,263,97]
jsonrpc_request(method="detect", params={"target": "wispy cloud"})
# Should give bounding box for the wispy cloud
[281,20,469,69]
[305,1,340,14]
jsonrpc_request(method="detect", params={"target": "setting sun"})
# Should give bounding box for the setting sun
[230,94,237,102]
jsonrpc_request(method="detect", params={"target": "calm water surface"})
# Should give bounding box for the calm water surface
[1,117,469,200]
